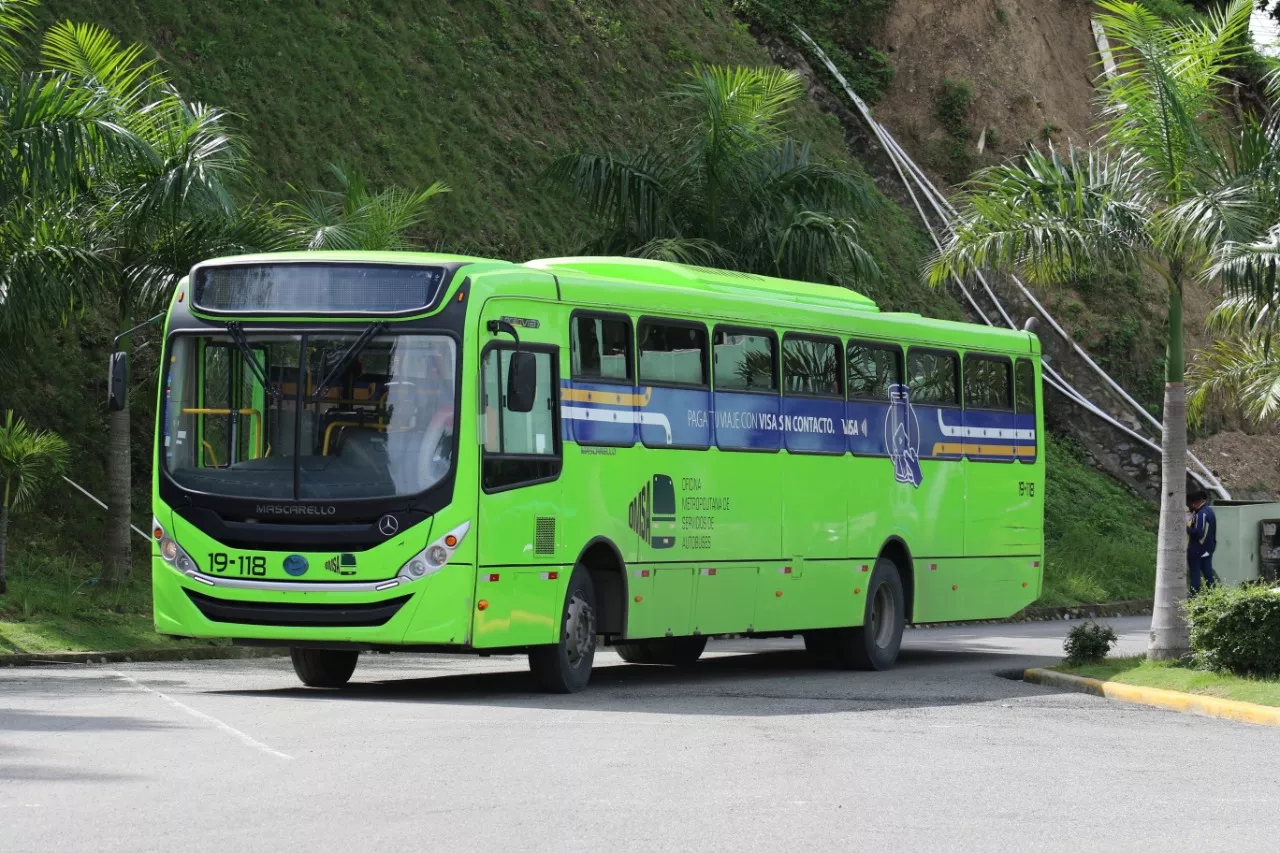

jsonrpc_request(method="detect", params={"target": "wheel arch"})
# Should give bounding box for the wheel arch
[574,536,628,637]
[877,536,915,624]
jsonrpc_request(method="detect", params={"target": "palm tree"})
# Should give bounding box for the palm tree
[280,162,450,251]
[0,411,70,595]
[546,65,880,286]
[0,1,151,335]
[42,21,275,583]
[928,0,1253,660]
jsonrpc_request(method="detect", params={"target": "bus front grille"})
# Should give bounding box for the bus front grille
[184,589,412,628]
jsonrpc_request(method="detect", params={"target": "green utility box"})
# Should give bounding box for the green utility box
[1210,500,1280,586]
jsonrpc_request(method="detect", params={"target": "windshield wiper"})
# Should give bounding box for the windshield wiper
[226,322,281,401]
[312,322,386,402]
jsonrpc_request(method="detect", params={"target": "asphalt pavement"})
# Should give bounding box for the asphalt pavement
[3,616,1279,853]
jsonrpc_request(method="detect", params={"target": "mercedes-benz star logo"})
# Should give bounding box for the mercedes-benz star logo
[378,514,399,537]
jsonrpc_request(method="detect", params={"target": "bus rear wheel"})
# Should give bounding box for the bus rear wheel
[290,648,359,688]
[810,558,905,671]
[528,566,597,693]
[615,635,707,666]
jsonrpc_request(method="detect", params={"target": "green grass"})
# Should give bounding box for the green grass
[1040,437,1158,607]
[36,0,898,263]
[1057,656,1280,709]
[0,544,217,654]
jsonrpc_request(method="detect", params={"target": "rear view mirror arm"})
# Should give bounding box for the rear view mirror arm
[112,312,165,349]
[486,319,520,349]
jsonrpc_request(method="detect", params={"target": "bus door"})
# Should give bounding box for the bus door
[473,295,566,647]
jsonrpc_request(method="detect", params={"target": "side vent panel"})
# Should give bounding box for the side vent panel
[535,517,556,556]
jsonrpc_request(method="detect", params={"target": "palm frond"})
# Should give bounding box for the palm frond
[544,149,672,242]
[928,144,1151,286]
[631,237,733,267]
[1187,333,1280,427]
[1094,0,1250,200]
[0,410,70,511]
[0,0,36,78]
[41,21,160,115]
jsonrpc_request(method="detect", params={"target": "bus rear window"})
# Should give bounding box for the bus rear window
[1015,359,1037,414]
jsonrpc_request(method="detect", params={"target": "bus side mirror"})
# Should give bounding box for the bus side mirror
[107,351,129,411]
[506,351,537,413]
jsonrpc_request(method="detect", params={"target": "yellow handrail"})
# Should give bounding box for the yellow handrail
[183,408,263,459]
[201,440,220,467]
[322,420,388,456]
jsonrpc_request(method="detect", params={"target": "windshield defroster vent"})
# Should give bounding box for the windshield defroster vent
[535,517,556,555]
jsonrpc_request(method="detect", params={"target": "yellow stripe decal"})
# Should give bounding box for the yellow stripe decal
[561,387,653,407]
[930,442,1038,457]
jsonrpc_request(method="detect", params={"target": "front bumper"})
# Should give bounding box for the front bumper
[153,557,476,646]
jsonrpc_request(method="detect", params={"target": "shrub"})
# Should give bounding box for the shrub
[1185,582,1280,677]
[1063,620,1118,665]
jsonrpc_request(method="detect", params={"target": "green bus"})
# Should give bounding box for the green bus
[121,252,1044,693]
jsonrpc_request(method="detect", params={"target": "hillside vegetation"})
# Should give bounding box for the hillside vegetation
[0,1,1166,652]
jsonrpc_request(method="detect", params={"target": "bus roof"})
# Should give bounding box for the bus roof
[186,251,1035,353]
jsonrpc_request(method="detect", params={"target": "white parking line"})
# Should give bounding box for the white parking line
[111,670,293,761]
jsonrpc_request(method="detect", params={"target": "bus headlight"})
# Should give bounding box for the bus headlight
[154,518,199,577]
[398,521,470,582]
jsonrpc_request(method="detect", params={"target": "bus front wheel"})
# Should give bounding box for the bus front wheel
[290,648,359,688]
[528,566,597,693]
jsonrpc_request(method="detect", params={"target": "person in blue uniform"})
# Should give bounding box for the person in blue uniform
[1186,490,1218,594]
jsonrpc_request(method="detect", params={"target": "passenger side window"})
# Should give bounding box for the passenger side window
[1015,359,1037,414]
[847,341,903,400]
[713,328,777,392]
[907,349,959,406]
[638,321,708,387]
[481,347,561,491]
[571,314,632,382]
[963,354,1013,411]
[783,336,841,397]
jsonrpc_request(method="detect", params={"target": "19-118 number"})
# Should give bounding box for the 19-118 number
[207,553,267,576]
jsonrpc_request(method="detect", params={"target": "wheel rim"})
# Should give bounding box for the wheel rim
[871,583,895,649]
[564,590,595,668]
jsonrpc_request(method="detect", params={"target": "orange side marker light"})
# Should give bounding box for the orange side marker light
[477,600,489,611]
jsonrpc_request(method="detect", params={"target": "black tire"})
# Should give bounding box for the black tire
[829,558,905,671]
[528,566,597,693]
[615,635,707,667]
[802,630,834,665]
[290,648,359,688]
[614,640,658,664]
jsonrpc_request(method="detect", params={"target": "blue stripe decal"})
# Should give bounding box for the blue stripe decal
[559,380,1037,461]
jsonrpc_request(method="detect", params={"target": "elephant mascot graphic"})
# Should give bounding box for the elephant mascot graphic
[885,383,923,488]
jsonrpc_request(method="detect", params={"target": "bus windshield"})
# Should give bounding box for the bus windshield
[162,331,456,501]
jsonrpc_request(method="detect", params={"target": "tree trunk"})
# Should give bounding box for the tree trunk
[1148,278,1188,660]
[105,308,134,585]
[105,402,132,584]
[0,494,9,596]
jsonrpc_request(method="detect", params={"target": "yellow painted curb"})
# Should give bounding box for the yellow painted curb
[1023,668,1280,727]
